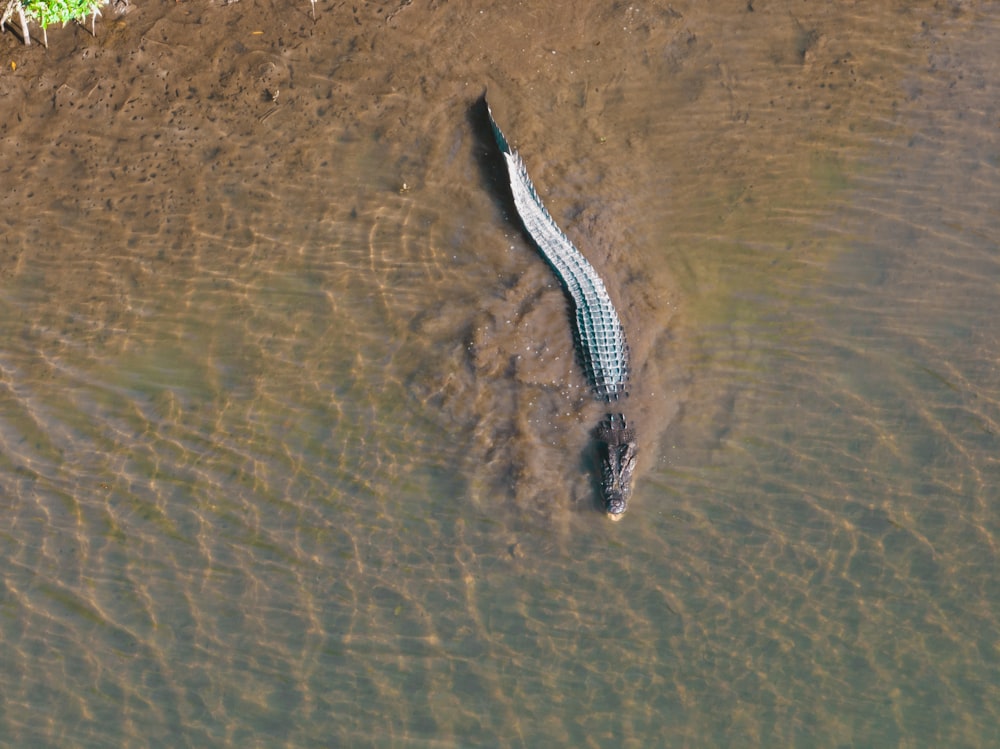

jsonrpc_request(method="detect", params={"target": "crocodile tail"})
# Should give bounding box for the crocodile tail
[485,97,513,155]
[486,95,631,403]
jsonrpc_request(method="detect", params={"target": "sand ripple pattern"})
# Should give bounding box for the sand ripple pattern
[0,1,998,747]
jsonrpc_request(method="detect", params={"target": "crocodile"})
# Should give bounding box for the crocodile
[485,97,637,519]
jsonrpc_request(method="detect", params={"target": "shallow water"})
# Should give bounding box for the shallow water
[1,0,998,746]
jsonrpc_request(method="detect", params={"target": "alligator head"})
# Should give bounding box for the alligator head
[597,414,637,520]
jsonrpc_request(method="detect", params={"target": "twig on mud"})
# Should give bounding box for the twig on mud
[259,106,281,123]
[140,35,172,48]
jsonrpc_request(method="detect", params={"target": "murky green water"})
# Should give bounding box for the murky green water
[1,1,998,746]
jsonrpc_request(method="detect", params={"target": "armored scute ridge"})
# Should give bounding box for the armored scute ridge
[487,102,630,403]
[486,97,637,519]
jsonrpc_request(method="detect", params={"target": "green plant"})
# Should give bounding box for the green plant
[5,0,104,46]
[23,0,100,28]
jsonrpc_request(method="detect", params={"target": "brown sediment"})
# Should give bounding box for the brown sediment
[1,2,998,746]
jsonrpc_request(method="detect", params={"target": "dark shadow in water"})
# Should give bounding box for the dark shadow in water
[580,428,609,516]
[467,93,519,228]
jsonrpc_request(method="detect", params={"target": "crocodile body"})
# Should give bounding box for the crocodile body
[486,98,637,518]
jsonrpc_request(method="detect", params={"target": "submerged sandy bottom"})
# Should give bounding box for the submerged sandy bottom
[1,1,999,746]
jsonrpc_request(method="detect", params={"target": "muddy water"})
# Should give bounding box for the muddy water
[1,1,998,746]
